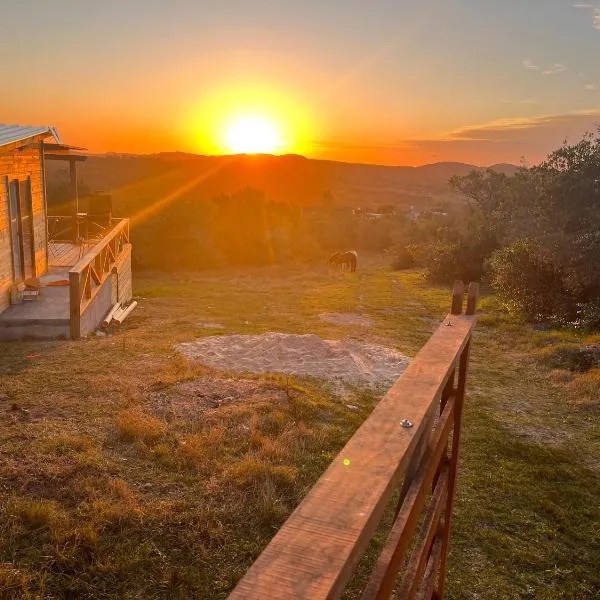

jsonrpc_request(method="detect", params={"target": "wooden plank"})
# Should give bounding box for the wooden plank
[90,264,102,286]
[415,537,442,600]
[228,314,476,600]
[70,219,129,275]
[395,467,448,599]
[436,341,471,599]
[69,271,81,339]
[361,400,454,600]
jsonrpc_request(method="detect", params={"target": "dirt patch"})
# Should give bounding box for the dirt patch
[148,377,286,421]
[176,332,410,390]
[319,312,374,327]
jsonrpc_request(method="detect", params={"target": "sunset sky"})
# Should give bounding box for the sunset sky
[3,0,600,166]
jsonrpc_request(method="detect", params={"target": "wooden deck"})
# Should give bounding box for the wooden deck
[48,242,94,268]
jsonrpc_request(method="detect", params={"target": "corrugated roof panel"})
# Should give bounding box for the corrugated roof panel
[0,124,62,148]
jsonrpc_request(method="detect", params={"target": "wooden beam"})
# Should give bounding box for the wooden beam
[69,271,81,339]
[44,153,87,161]
[69,159,78,242]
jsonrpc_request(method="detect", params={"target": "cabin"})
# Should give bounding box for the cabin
[0,124,132,340]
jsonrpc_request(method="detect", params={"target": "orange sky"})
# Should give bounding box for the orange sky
[3,1,600,166]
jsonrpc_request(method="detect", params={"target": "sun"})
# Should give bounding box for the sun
[223,115,283,154]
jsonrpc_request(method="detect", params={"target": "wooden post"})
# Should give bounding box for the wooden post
[436,283,478,598]
[466,282,479,316]
[69,271,81,339]
[451,281,464,315]
[69,158,78,243]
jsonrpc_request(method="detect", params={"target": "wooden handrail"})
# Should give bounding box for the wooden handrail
[229,282,479,600]
[68,218,130,339]
[70,218,129,274]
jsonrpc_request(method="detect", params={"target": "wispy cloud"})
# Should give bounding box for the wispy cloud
[542,62,567,75]
[446,109,600,142]
[573,2,600,30]
[313,110,600,166]
[522,60,567,75]
[584,83,598,90]
[522,59,540,71]
[502,98,538,105]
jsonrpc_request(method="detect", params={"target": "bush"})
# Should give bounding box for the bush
[421,240,487,285]
[536,342,600,372]
[574,300,600,333]
[391,245,415,270]
[489,239,571,320]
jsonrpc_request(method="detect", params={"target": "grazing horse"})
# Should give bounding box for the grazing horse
[329,250,358,272]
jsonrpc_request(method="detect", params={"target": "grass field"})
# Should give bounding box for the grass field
[0,259,598,599]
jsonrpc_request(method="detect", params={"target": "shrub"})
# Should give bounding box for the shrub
[536,343,600,372]
[489,239,571,320]
[391,245,415,270]
[573,300,600,333]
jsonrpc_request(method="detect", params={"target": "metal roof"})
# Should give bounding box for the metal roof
[0,124,62,148]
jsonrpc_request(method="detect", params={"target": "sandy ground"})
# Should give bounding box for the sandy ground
[176,332,410,390]
[319,312,374,327]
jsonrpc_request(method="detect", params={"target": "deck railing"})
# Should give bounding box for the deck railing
[68,218,130,339]
[48,214,113,245]
[229,281,478,600]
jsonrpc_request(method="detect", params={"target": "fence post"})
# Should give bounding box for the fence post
[69,271,81,340]
[436,282,478,598]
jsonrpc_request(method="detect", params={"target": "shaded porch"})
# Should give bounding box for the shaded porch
[0,220,132,341]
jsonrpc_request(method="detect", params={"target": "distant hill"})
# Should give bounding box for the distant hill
[46,152,519,213]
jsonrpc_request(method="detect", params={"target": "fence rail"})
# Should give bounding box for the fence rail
[229,281,478,600]
[48,214,112,244]
[69,218,130,339]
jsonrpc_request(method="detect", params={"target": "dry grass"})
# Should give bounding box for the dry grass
[567,367,600,409]
[0,259,598,598]
[116,409,168,443]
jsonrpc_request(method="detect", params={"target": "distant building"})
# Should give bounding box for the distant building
[0,124,132,340]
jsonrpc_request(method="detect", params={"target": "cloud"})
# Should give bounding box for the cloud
[502,98,538,105]
[522,60,567,75]
[522,59,540,71]
[584,83,598,90]
[312,109,600,166]
[542,62,567,76]
[573,2,600,30]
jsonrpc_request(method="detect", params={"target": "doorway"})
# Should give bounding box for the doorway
[7,177,35,281]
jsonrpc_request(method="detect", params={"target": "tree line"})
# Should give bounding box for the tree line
[394,130,600,331]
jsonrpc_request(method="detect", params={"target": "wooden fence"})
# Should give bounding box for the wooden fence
[69,218,130,339]
[229,281,478,600]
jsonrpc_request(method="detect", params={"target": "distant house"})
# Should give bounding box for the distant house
[0,124,132,340]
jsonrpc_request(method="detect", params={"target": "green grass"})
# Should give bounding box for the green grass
[0,258,598,599]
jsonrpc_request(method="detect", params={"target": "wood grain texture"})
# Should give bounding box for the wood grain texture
[228,313,476,600]
[396,467,448,599]
[361,400,454,600]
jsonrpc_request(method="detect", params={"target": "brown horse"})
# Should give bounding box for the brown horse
[329,251,358,272]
